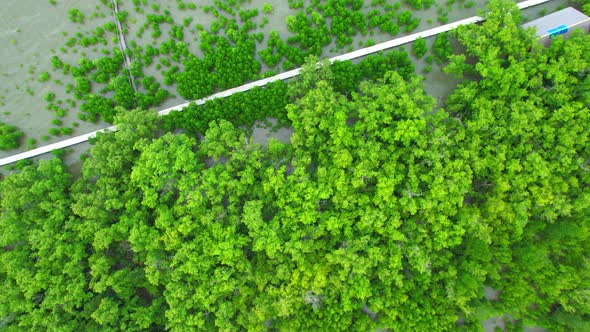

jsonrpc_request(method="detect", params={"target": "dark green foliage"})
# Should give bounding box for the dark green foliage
[332,50,414,95]
[73,76,91,99]
[80,94,115,122]
[176,33,261,100]
[68,8,85,24]
[283,0,420,56]
[285,11,332,56]
[167,49,414,134]
[367,9,399,35]
[40,0,430,130]
[110,74,136,109]
[44,92,56,103]
[26,138,36,149]
[60,127,74,135]
[0,122,23,150]
[259,31,284,67]
[2,2,590,328]
[319,0,367,47]
[432,32,453,64]
[88,53,125,83]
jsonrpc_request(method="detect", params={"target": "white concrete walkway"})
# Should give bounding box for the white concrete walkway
[0,0,554,166]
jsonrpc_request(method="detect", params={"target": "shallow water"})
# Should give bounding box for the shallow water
[0,0,115,158]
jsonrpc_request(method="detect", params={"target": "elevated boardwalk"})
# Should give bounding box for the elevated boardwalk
[0,0,554,167]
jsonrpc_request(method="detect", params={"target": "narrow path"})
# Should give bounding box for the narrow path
[0,0,555,167]
[110,0,138,93]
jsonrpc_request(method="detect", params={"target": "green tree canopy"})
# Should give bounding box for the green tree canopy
[1,1,588,330]
[446,0,590,329]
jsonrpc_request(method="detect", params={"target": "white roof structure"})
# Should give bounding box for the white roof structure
[0,0,564,166]
[522,7,590,45]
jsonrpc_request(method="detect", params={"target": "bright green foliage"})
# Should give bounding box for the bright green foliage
[0,159,86,329]
[0,122,23,150]
[80,94,115,123]
[68,8,85,24]
[331,49,414,94]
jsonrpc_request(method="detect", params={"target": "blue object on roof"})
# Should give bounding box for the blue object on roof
[547,25,569,37]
